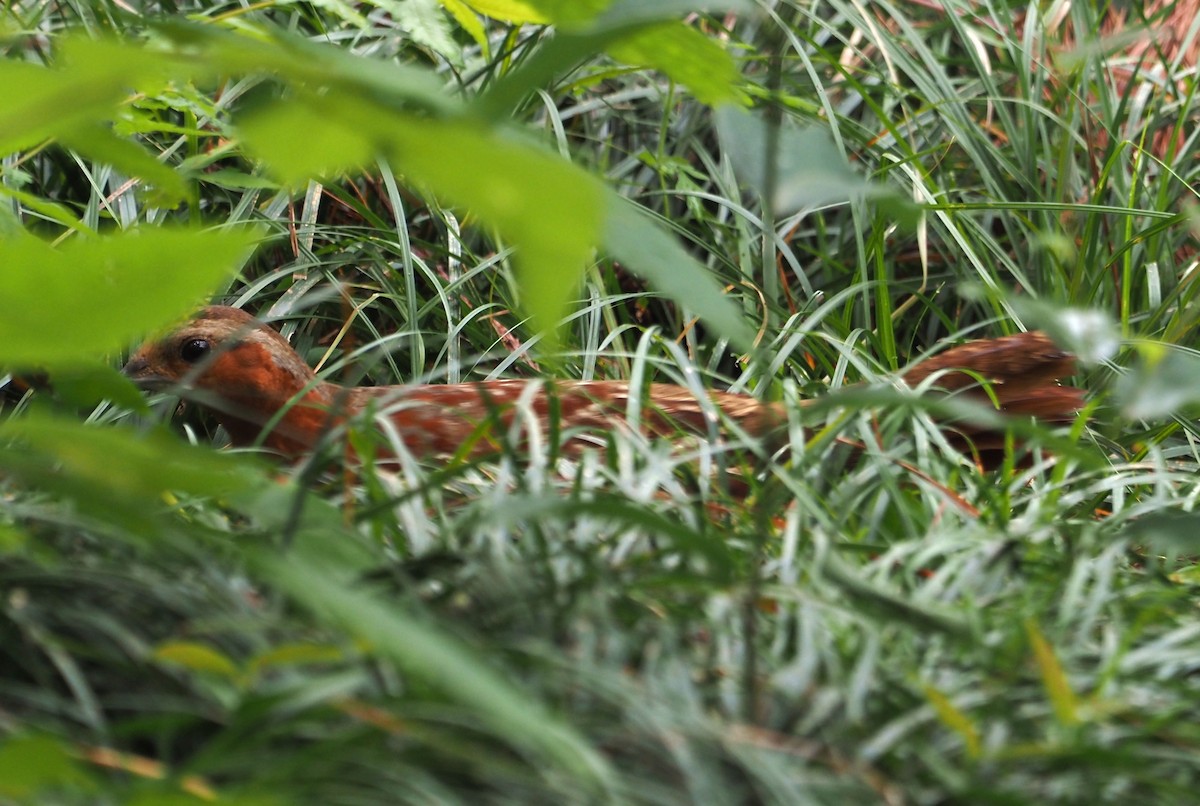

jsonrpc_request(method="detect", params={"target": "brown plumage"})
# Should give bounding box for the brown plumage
[123,306,1084,467]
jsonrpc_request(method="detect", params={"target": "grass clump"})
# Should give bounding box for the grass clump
[3,0,1200,803]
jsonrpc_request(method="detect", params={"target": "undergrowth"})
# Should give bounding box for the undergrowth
[3,0,1200,803]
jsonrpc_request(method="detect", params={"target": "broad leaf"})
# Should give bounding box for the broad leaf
[1116,343,1200,420]
[240,97,604,343]
[715,106,877,214]
[609,21,747,106]
[0,414,264,533]
[0,735,96,799]
[0,226,260,365]
[603,195,755,351]
[0,37,176,153]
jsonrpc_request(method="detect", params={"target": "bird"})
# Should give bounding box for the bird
[122,306,1084,468]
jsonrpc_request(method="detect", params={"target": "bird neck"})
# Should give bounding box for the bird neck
[201,341,347,457]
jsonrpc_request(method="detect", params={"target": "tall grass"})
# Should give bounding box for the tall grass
[3,0,1200,803]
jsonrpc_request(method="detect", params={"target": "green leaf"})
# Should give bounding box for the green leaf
[249,643,349,675]
[0,414,264,534]
[439,0,490,50]
[714,106,875,213]
[298,0,372,28]
[156,22,453,114]
[387,118,605,341]
[372,0,463,62]
[0,735,96,798]
[249,537,614,795]
[465,493,736,581]
[459,0,550,22]
[472,1,750,118]
[603,195,754,350]
[524,0,612,24]
[197,169,282,190]
[922,683,981,759]
[1169,563,1200,585]
[0,183,93,235]
[240,93,604,341]
[600,0,752,23]
[154,641,241,678]
[59,123,188,207]
[0,226,260,365]
[0,524,26,553]
[1026,619,1080,727]
[51,365,150,413]
[1116,343,1200,420]
[0,36,178,154]
[237,100,376,187]
[821,552,973,638]
[1125,509,1200,559]
[608,21,747,106]
[1010,299,1120,366]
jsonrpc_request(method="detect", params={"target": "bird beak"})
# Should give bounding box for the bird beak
[122,354,173,391]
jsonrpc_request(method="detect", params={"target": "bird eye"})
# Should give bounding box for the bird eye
[180,338,210,363]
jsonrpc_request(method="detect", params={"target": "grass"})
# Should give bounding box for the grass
[3,0,1200,803]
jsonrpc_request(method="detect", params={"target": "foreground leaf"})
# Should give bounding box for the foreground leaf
[0,414,264,533]
[248,536,615,795]
[604,195,756,351]
[0,227,260,365]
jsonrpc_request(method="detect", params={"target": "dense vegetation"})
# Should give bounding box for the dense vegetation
[3,0,1200,802]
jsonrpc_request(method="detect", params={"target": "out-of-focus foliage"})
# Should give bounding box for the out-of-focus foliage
[4,0,1200,802]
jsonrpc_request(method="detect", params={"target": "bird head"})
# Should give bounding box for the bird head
[123,306,318,402]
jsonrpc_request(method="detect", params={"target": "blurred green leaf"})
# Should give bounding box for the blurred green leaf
[304,0,371,27]
[195,169,281,190]
[472,1,749,117]
[458,0,549,22]
[0,734,96,798]
[439,0,490,49]
[0,524,27,553]
[873,192,924,232]
[1011,299,1120,366]
[124,793,281,806]
[249,642,348,675]
[1169,564,1200,584]
[0,226,260,365]
[387,118,605,341]
[51,365,150,413]
[1116,343,1200,420]
[922,683,981,759]
[715,106,877,214]
[604,195,755,350]
[249,535,614,795]
[821,553,972,638]
[609,21,747,106]
[237,100,376,186]
[1125,509,1200,558]
[240,96,604,342]
[59,123,188,207]
[467,493,736,580]
[372,0,464,60]
[1026,619,1080,727]
[0,37,176,153]
[156,22,454,113]
[525,0,612,23]
[154,641,241,679]
[0,413,265,533]
[600,0,753,23]
[0,184,91,235]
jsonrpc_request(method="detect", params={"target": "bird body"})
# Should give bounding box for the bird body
[123,306,1083,466]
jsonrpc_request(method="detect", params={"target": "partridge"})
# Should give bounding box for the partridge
[123,306,1084,467]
